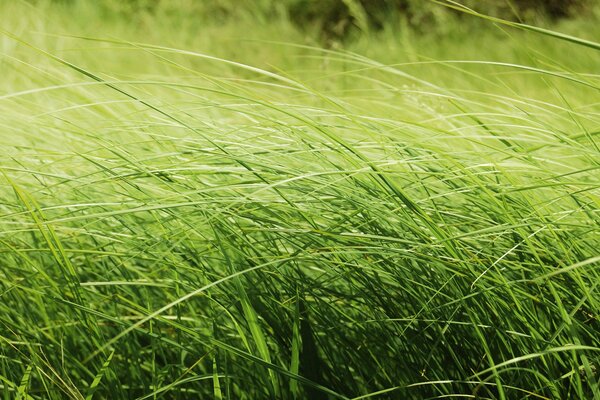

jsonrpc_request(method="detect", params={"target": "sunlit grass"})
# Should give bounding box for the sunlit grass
[1,1,599,399]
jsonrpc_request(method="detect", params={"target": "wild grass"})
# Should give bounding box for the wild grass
[0,1,599,399]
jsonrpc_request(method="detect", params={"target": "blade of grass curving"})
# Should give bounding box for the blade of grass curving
[433,0,600,51]
[84,350,114,400]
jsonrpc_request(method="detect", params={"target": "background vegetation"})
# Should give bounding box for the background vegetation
[46,0,593,38]
[1,1,599,399]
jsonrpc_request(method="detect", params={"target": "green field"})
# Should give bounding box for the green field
[1,1,599,399]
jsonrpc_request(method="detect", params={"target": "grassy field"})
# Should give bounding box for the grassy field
[1,1,599,399]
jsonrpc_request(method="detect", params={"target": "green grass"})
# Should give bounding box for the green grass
[1,1,599,399]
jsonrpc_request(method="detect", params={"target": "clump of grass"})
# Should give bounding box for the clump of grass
[1,1,599,399]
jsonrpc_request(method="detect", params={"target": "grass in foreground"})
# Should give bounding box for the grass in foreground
[0,1,599,399]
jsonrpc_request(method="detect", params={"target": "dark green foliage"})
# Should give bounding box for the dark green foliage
[288,0,592,40]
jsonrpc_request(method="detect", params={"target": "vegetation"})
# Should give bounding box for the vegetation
[288,0,592,40]
[38,0,594,41]
[1,1,599,399]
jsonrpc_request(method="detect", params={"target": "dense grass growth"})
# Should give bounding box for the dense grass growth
[1,1,599,399]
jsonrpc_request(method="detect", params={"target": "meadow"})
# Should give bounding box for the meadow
[1,1,599,398]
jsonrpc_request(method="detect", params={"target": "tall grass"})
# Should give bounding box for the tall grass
[1,1,599,399]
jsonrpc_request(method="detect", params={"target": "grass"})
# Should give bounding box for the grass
[1,1,599,399]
